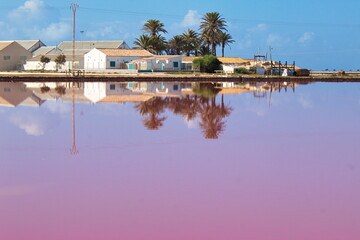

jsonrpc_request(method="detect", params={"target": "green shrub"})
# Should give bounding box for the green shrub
[235,67,249,74]
[192,55,222,73]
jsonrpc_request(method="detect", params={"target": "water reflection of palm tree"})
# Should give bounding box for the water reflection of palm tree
[198,94,232,139]
[135,97,167,130]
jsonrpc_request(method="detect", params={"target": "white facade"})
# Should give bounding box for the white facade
[84,49,106,70]
[130,56,182,71]
[84,48,153,70]
[24,56,84,71]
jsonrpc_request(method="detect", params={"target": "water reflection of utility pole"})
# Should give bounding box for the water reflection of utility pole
[70,84,79,155]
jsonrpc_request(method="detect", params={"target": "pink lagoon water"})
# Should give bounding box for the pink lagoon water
[0,81,359,240]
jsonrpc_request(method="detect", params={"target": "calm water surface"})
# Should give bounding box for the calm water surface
[0,81,359,240]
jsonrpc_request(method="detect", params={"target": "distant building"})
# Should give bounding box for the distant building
[0,41,32,70]
[24,54,84,71]
[181,56,250,73]
[15,40,46,53]
[129,55,182,71]
[84,48,153,70]
[57,41,129,51]
[32,46,56,57]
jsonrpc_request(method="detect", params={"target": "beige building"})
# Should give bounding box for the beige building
[0,41,32,70]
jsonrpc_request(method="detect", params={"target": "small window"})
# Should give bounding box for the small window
[173,84,179,91]
[110,84,116,90]
[4,88,11,92]
[173,62,179,68]
[20,56,27,61]
[110,61,116,67]
[3,56,10,61]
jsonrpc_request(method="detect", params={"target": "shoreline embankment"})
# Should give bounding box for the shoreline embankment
[1,72,360,83]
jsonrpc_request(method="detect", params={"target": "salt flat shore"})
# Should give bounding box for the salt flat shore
[1,71,360,83]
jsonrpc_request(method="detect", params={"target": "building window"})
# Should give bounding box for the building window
[173,62,179,68]
[4,88,11,92]
[3,56,10,61]
[110,84,116,90]
[110,61,116,68]
[173,84,179,91]
[20,56,27,61]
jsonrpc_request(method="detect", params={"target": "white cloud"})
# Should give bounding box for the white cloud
[8,0,46,23]
[85,21,134,41]
[298,32,315,44]
[248,23,267,32]
[2,0,66,42]
[36,22,71,42]
[10,113,48,136]
[181,10,201,28]
[266,33,290,47]
[237,36,253,50]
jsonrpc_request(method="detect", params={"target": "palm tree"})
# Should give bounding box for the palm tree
[181,29,200,56]
[218,32,235,57]
[199,12,227,56]
[142,19,168,37]
[151,35,167,55]
[167,35,184,55]
[133,34,154,53]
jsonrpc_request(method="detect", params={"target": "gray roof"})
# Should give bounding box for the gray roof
[33,46,56,56]
[57,41,129,50]
[15,40,45,51]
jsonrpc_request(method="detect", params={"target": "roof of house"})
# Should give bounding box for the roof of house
[57,41,128,50]
[97,48,153,57]
[15,40,44,51]
[33,46,56,56]
[182,56,249,64]
[0,41,14,51]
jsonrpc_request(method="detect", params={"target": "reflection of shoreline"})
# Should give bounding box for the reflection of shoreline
[0,81,304,107]
[1,81,302,141]
[1,74,360,83]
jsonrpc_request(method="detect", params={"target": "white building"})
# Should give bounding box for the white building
[24,54,83,71]
[84,48,153,71]
[128,55,182,71]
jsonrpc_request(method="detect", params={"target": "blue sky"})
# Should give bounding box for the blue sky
[0,0,359,70]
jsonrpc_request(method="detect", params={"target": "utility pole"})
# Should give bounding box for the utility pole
[70,2,79,73]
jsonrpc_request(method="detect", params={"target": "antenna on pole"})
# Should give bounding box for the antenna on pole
[70,2,79,73]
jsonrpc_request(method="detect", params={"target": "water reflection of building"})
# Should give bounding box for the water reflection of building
[0,82,44,107]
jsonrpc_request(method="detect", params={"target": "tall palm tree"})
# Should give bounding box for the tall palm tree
[133,34,154,53]
[199,12,227,56]
[142,19,168,37]
[167,35,184,55]
[151,34,167,55]
[218,32,235,57]
[181,29,200,56]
